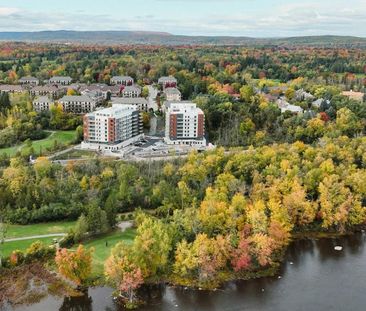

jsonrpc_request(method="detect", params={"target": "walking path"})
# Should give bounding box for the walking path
[4,233,66,243]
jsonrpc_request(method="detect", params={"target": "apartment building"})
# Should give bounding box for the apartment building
[165,102,206,146]
[30,85,65,98]
[121,85,141,98]
[111,97,148,111]
[0,85,25,93]
[110,76,134,86]
[33,96,54,112]
[49,76,73,85]
[19,76,39,86]
[158,76,177,89]
[82,104,143,151]
[164,87,181,101]
[59,95,96,114]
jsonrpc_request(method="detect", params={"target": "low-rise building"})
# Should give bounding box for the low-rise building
[19,76,39,86]
[164,87,181,101]
[165,102,206,146]
[110,76,134,86]
[277,98,303,114]
[0,85,25,93]
[158,76,177,89]
[49,76,72,85]
[82,104,143,151]
[33,96,54,112]
[30,85,65,98]
[121,85,141,98]
[59,95,96,114]
[111,97,148,111]
[342,90,364,102]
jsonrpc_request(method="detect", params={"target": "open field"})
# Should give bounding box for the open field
[0,130,77,157]
[5,221,76,239]
[53,149,97,160]
[2,236,57,257]
[77,228,136,274]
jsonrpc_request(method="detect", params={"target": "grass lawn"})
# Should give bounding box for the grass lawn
[77,228,136,274]
[0,130,77,157]
[2,237,58,257]
[53,149,97,160]
[5,220,76,239]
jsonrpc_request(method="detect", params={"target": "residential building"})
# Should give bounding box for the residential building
[158,76,177,89]
[164,87,181,101]
[295,89,314,101]
[59,95,96,114]
[49,76,72,85]
[82,104,143,151]
[342,90,364,102]
[19,76,39,86]
[312,98,330,108]
[33,96,54,112]
[121,85,141,98]
[165,102,206,146]
[276,98,303,114]
[110,76,134,86]
[111,97,148,111]
[30,85,65,98]
[80,84,121,100]
[0,85,25,93]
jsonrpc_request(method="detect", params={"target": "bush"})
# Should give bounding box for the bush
[24,241,55,263]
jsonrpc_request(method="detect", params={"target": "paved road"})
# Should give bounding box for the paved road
[147,85,159,111]
[4,233,66,243]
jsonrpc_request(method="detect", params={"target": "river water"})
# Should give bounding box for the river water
[14,233,366,311]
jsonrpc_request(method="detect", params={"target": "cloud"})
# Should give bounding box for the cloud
[0,7,19,16]
[0,2,365,37]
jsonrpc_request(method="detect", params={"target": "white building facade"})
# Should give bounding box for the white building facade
[82,105,143,151]
[165,102,206,146]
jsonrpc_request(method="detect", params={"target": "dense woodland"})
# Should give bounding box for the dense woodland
[0,43,365,304]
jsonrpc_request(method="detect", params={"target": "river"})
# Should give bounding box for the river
[13,233,366,311]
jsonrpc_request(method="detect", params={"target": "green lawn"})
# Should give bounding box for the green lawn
[53,149,97,160]
[2,237,58,257]
[76,228,136,274]
[5,220,76,239]
[0,130,77,157]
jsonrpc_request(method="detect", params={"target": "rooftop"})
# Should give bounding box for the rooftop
[59,95,95,102]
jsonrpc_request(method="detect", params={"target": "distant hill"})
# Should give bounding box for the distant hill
[0,31,365,47]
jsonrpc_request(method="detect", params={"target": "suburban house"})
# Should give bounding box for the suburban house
[58,95,97,114]
[121,85,141,98]
[49,76,73,85]
[312,98,330,108]
[82,104,143,151]
[158,76,177,89]
[342,90,364,102]
[19,76,39,86]
[110,76,134,86]
[164,87,181,101]
[0,85,25,93]
[295,89,315,101]
[276,98,303,114]
[32,96,54,112]
[165,102,206,146]
[29,85,65,98]
[111,97,148,111]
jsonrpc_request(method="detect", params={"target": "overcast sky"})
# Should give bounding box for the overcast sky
[0,0,365,37]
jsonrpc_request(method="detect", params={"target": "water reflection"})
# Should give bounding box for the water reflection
[18,233,366,311]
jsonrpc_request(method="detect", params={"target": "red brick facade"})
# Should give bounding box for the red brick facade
[83,115,89,140]
[169,114,177,139]
[108,118,116,143]
[197,113,204,138]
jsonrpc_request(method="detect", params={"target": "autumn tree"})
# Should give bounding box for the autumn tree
[55,245,93,286]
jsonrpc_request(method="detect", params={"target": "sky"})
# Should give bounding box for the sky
[0,0,365,37]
